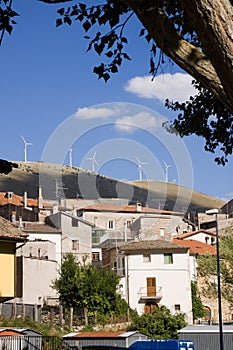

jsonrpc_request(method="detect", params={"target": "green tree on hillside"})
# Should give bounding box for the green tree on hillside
[1,1,233,164]
[53,253,126,328]
[197,227,233,306]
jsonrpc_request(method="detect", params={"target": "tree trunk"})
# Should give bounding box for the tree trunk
[84,307,88,326]
[69,307,74,331]
[122,0,233,114]
[59,304,64,331]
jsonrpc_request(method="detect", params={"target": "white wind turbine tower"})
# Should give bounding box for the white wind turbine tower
[69,148,73,167]
[163,161,171,182]
[86,151,98,172]
[21,135,32,162]
[136,156,147,181]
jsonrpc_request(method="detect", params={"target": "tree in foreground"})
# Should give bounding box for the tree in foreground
[1,0,233,164]
[128,305,186,339]
[53,253,127,328]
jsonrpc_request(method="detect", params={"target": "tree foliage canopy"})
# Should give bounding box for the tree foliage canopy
[1,0,233,163]
[129,305,186,339]
[53,253,125,323]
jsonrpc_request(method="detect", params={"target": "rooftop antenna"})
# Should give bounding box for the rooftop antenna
[163,161,171,182]
[86,151,98,172]
[136,156,147,181]
[21,135,32,162]
[69,148,73,167]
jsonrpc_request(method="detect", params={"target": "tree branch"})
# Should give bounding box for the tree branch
[121,0,233,113]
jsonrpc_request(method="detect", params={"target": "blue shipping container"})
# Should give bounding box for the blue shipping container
[129,340,195,350]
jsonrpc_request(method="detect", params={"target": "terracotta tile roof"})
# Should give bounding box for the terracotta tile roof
[0,192,37,206]
[78,203,183,215]
[0,329,24,336]
[65,331,129,338]
[0,217,27,241]
[118,239,188,253]
[174,229,216,240]
[173,238,216,255]
[22,223,61,233]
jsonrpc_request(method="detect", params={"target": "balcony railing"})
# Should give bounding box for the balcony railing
[137,287,162,303]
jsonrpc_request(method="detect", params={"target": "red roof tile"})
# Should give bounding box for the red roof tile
[174,229,216,240]
[173,238,216,255]
[79,203,183,215]
[69,332,126,338]
[0,217,27,240]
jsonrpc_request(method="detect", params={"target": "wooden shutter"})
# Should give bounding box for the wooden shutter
[147,277,156,296]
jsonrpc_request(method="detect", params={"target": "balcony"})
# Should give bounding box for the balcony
[137,287,162,304]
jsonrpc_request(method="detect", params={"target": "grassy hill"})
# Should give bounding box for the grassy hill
[0,161,225,212]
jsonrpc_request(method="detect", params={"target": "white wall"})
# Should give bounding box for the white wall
[123,250,193,324]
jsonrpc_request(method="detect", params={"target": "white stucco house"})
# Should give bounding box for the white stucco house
[45,211,94,264]
[174,229,216,246]
[118,239,193,324]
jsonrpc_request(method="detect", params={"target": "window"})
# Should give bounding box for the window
[72,240,79,250]
[92,252,100,261]
[72,218,79,227]
[126,220,132,228]
[108,220,114,229]
[160,228,165,237]
[164,253,173,264]
[174,304,181,311]
[143,254,151,263]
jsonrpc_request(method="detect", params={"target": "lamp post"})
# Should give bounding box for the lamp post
[206,209,224,350]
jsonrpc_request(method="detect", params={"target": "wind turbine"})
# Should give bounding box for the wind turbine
[69,148,73,167]
[163,161,171,182]
[21,135,32,162]
[86,151,98,172]
[136,156,147,181]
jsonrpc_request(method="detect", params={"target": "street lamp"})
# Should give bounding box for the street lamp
[206,208,224,350]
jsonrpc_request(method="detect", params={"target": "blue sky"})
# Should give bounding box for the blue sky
[0,1,232,201]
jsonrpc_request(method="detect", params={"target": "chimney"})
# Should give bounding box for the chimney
[6,191,14,200]
[18,216,23,229]
[24,192,27,208]
[38,186,43,209]
[136,202,142,212]
[53,204,58,214]
[11,211,16,224]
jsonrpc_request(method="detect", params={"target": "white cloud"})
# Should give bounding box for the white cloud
[74,107,116,119]
[115,112,163,133]
[124,73,197,103]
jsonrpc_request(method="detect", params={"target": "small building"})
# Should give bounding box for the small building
[0,327,42,350]
[62,331,147,349]
[179,325,233,350]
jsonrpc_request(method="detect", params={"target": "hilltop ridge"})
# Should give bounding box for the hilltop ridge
[0,161,225,212]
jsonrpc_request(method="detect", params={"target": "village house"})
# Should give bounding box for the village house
[115,239,193,324]
[0,217,27,303]
[3,239,58,320]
